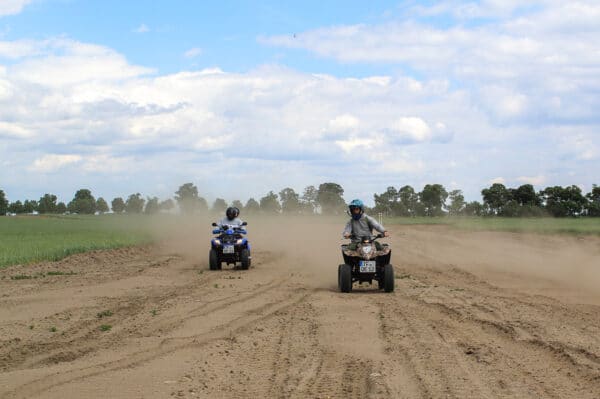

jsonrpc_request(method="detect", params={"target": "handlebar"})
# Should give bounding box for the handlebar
[346,233,384,241]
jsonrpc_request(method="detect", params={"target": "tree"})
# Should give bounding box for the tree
[279,187,300,214]
[8,200,23,214]
[316,182,345,214]
[68,189,96,214]
[419,184,448,216]
[0,190,9,215]
[159,198,175,212]
[37,194,58,214]
[212,198,228,214]
[245,198,260,214]
[111,197,126,213]
[586,185,600,216]
[175,183,201,214]
[96,197,109,214]
[511,184,541,207]
[231,200,244,212]
[447,190,465,215]
[398,185,419,216]
[259,191,281,213]
[463,201,485,216]
[481,183,511,215]
[541,185,586,217]
[145,197,160,214]
[56,202,67,214]
[300,185,318,214]
[23,199,38,214]
[125,193,145,214]
[373,186,399,216]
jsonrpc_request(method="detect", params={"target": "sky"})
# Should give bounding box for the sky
[1,0,599,206]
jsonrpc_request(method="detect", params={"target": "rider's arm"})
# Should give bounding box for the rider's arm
[342,220,352,238]
[366,215,388,236]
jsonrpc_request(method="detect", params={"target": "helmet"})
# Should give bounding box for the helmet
[226,206,239,221]
[348,199,364,220]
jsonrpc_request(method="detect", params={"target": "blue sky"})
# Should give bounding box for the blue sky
[1,0,599,206]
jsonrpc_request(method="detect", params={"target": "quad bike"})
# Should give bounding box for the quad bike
[209,222,251,270]
[338,234,394,293]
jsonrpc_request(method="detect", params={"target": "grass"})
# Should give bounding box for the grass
[46,270,76,276]
[99,324,112,332]
[385,216,600,235]
[96,310,113,319]
[11,274,33,280]
[0,214,156,269]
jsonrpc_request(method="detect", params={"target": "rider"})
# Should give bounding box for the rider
[343,199,389,250]
[219,206,244,228]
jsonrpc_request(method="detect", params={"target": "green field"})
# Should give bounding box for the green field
[1,214,599,269]
[385,216,600,235]
[0,215,156,269]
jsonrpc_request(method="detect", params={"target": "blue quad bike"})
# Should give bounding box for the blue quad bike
[209,222,251,270]
[338,234,394,293]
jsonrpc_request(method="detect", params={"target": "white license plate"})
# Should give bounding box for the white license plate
[223,245,235,254]
[359,261,376,273]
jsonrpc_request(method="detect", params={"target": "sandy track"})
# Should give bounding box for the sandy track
[1,221,599,398]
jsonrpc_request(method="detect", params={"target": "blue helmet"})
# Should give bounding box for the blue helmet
[348,199,364,220]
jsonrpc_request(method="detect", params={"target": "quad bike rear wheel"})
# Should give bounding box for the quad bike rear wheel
[240,248,251,270]
[339,264,352,293]
[209,249,220,270]
[383,264,394,292]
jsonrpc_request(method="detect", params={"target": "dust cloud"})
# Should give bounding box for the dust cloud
[130,213,600,302]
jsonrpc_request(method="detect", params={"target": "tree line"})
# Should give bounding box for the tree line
[1,182,599,218]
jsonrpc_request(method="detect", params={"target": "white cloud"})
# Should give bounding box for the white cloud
[81,154,132,173]
[335,138,374,153]
[133,24,150,34]
[8,39,154,86]
[30,154,82,172]
[328,114,359,132]
[1,32,598,203]
[392,117,431,142]
[0,0,31,16]
[516,175,547,185]
[184,47,202,58]
[0,121,31,138]
[490,177,506,185]
[261,2,600,128]
[0,39,45,59]
[569,135,599,161]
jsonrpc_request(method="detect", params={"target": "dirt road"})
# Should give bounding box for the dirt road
[1,220,599,398]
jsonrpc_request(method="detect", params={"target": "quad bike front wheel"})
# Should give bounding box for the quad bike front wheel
[339,264,352,293]
[383,264,394,292]
[240,248,251,270]
[209,249,221,270]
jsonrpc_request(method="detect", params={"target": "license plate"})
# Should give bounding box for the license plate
[359,260,376,273]
[223,245,235,254]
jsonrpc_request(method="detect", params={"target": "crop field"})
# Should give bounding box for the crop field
[0,215,156,268]
[386,216,600,235]
[1,214,599,269]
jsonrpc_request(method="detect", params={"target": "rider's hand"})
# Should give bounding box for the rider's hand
[343,232,351,238]
[383,231,389,237]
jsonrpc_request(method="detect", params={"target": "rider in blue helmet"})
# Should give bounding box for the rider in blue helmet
[343,199,389,250]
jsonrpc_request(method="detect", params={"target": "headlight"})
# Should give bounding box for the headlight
[362,245,372,254]
[214,239,221,246]
[236,239,243,245]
